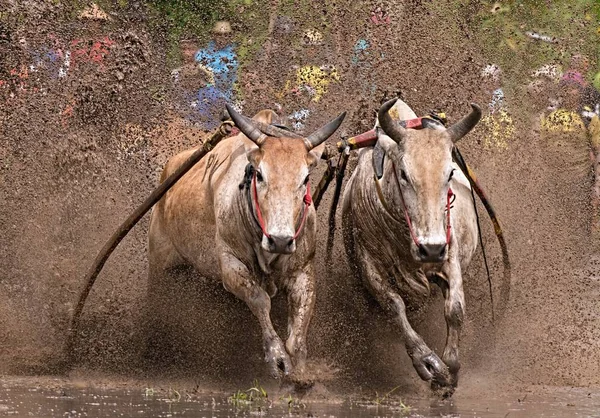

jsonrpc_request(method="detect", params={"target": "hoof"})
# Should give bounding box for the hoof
[412,352,450,386]
[265,339,292,378]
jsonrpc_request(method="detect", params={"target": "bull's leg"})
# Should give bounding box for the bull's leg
[219,250,292,378]
[439,257,465,390]
[282,264,316,376]
[357,245,450,386]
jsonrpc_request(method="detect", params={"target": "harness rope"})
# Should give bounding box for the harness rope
[242,164,312,240]
[375,163,454,249]
[326,111,509,322]
[325,146,350,266]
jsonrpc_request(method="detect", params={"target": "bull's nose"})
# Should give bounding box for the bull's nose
[418,243,447,262]
[267,235,296,254]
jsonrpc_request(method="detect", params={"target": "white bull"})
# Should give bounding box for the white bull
[148,106,345,378]
[342,98,481,395]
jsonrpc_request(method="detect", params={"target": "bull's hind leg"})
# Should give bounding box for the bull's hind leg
[283,263,316,377]
[219,249,292,378]
[438,256,465,391]
[357,245,450,387]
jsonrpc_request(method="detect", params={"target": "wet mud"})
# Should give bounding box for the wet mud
[2,377,600,417]
[1,0,600,406]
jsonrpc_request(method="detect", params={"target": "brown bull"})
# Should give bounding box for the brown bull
[148,106,345,378]
[342,98,481,395]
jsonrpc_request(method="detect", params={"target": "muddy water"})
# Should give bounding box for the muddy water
[1,379,599,418]
[2,0,600,415]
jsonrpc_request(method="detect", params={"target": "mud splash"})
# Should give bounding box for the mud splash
[1,377,599,418]
[1,0,600,400]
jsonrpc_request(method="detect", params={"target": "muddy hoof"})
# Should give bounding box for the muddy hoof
[412,352,450,385]
[265,339,292,378]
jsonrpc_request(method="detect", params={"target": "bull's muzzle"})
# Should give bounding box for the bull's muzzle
[415,242,448,263]
[262,234,296,254]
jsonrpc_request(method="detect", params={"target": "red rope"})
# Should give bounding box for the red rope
[293,182,312,240]
[252,171,270,238]
[251,172,312,241]
[446,188,454,244]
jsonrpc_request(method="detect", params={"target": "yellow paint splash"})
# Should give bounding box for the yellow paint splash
[281,65,340,102]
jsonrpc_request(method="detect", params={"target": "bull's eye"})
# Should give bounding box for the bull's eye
[448,169,455,182]
[303,175,310,185]
[400,169,408,182]
[256,171,264,182]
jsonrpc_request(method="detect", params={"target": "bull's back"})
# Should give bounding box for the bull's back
[149,135,247,277]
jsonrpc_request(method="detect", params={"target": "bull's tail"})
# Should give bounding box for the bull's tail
[452,147,511,321]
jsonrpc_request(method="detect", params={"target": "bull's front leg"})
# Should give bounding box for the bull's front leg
[439,256,465,391]
[218,250,292,378]
[283,263,316,378]
[356,246,450,387]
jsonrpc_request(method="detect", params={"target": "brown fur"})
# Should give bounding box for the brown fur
[147,109,326,380]
[342,99,479,396]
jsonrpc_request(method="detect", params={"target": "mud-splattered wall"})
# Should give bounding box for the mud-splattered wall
[1,0,600,396]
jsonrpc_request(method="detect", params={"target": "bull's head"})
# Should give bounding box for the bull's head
[227,104,346,254]
[377,98,481,263]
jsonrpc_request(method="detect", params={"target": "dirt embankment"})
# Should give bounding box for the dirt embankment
[1,0,599,396]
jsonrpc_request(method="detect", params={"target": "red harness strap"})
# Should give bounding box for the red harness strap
[335,116,440,151]
[391,163,454,248]
[293,182,312,240]
[252,171,270,238]
[402,117,426,129]
[446,187,454,245]
[251,172,312,240]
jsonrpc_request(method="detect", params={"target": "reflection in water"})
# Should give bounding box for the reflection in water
[1,380,599,418]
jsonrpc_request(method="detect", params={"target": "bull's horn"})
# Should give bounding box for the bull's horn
[225,104,267,145]
[305,112,347,150]
[378,98,406,143]
[226,104,306,143]
[446,103,482,143]
[251,120,305,140]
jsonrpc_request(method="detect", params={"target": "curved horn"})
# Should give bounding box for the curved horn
[446,103,482,143]
[225,104,267,145]
[250,120,305,140]
[305,112,347,150]
[378,98,406,143]
[225,104,305,143]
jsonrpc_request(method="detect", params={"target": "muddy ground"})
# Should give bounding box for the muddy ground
[1,0,599,399]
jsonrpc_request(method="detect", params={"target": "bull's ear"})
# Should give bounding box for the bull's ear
[377,130,398,154]
[247,147,264,168]
[306,142,326,168]
[252,109,279,125]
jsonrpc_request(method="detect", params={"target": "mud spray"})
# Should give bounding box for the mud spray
[1,0,599,401]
